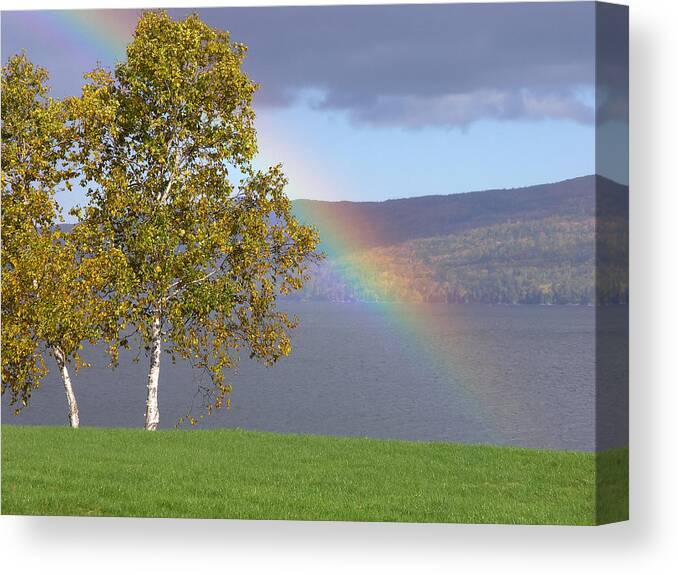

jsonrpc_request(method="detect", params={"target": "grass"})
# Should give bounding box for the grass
[1,425,627,525]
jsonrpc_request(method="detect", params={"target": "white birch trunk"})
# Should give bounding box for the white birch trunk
[52,346,80,429]
[144,314,162,430]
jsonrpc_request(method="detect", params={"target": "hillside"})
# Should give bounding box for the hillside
[293,175,627,251]
[291,175,628,304]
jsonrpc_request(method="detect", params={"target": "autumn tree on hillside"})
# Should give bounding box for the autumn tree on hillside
[74,12,320,430]
[1,55,127,427]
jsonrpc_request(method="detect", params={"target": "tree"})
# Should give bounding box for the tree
[1,54,125,427]
[74,12,320,430]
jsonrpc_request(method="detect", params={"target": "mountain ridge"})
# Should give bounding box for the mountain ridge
[292,174,628,252]
[293,174,623,205]
[290,175,628,304]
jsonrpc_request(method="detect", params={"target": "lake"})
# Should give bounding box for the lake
[1,302,628,451]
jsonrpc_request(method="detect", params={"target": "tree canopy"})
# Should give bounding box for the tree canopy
[72,12,320,428]
[1,54,126,425]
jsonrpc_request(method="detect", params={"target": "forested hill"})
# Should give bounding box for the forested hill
[290,175,629,305]
[292,175,628,252]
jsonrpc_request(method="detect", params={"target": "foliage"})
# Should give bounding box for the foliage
[1,54,125,412]
[291,175,628,305]
[293,217,628,305]
[72,12,320,416]
[294,175,627,253]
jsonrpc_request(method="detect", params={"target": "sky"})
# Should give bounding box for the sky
[1,3,628,212]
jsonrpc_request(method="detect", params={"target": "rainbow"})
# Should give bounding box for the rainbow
[256,118,545,445]
[5,9,550,445]
[7,10,138,64]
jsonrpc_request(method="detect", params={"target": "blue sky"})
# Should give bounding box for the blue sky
[254,94,595,202]
[1,3,627,210]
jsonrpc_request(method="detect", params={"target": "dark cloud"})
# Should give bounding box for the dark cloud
[2,4,625,130]
[595,3,629,126]
[172,3,602,128]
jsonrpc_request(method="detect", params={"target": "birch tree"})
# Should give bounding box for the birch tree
[1,54,126,427]
[75,12,320,430]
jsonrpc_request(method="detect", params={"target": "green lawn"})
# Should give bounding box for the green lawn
[1,425,627,525]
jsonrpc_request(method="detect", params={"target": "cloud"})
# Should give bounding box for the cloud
[183,3,605,129]
[338,89,596,129]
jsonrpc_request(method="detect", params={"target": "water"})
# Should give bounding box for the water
[1,303,628,451]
